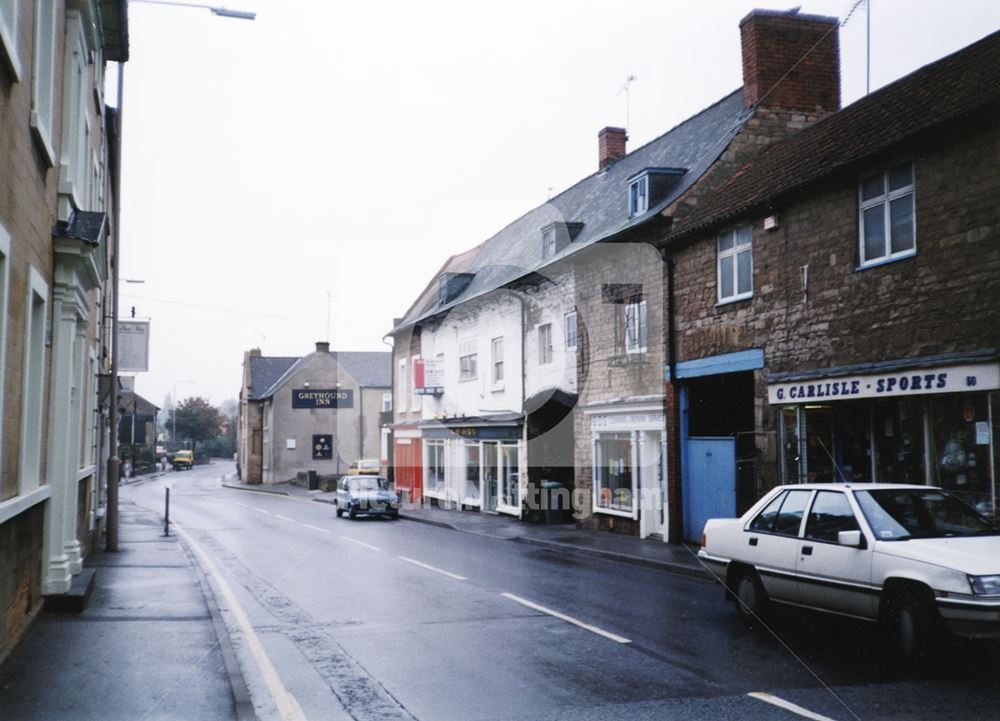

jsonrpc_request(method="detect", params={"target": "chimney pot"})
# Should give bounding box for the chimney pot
[598,127,627,171]
[740,9,840,113]
[316,341,330,353]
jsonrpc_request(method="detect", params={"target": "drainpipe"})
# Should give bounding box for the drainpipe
[359,387,364,460]
[106,62,125,552]
[665,255,682,544]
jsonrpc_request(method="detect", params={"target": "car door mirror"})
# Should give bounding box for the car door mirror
[837,530,863,547]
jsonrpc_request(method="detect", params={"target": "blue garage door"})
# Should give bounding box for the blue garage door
[682,437,736,543]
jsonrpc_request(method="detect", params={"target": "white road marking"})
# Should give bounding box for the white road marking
[340,535,380,551]
[500,592,631,644]
[173,522,307,721]
[747,692,839,721]
[252,507,270,515]
[398,556,466,580]
[232,502,251,509]
[274,514,296,523]
[303,523,331,534]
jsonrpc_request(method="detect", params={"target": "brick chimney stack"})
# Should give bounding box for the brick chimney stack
[740,9,840,113]
[598,127,627,170]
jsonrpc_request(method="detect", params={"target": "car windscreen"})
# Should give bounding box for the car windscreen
[350,477,388,492]
[855,489,998,540]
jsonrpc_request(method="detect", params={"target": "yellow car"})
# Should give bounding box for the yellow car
[172,450,194,470]
[347,459,380,475]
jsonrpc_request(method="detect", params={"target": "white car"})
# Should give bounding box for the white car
[698,483,1000,660]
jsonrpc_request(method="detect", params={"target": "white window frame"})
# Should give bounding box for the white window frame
[423,439,446,496]
[0,0,22,80]
[717,225,753,303]
[858,162,916,268]
[628,175,649,217]
[592,431,639,519]
[538,323,553,365]
[458,337,477,382]
[491,337,504,387]
[30,0,57,165]
[20,266,48,493]
[564,310,577,349]
[397,359,407,412]
[541,226,557,260]
[624,300,647,355]
[381,392,392,413]
[410,354,422,411]
[58,10,90,212]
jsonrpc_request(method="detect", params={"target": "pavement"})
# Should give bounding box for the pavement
[222,478,709,580]
[0,493,252,721]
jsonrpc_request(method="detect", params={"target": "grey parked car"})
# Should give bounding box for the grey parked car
[335,475,400,519]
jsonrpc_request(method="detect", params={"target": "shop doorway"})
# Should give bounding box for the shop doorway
[682,437,736,543]
[483,442,498,512]
[639,431,668,539]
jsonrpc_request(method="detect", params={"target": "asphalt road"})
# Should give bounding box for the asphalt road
[123,461,1000,721]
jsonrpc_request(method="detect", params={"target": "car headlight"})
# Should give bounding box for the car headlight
[968,575,1000,595]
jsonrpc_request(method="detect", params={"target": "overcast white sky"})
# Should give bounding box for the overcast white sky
[116,0,1000,409]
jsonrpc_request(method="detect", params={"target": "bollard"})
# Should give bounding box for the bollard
[164,487,170,537]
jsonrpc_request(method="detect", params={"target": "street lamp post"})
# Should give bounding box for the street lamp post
[105,1,254,552]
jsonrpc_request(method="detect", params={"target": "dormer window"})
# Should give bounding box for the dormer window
[628,167,687,219]
[542,226,557,259]
[628,175,649,217]
[540,221,584,260]
[438,272,475,305]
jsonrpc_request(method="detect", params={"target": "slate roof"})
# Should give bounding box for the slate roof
[252,352,392,401]
[393,90,753,332]
[336,352,393,389]
[119,391,158,416]
[247,356,298,401]
[665,29,1000,243]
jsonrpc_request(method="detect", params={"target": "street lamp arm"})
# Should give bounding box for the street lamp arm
[130,0,256,20]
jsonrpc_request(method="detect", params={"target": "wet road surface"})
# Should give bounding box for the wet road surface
[123,462,1000,721]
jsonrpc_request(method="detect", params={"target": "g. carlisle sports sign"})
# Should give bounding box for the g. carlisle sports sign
[292,389,354,409]
[768,363,999,404]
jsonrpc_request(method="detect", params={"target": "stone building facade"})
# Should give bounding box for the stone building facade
[573,9,843,541]
[662,28,1000,541]
[238,343,391,484]
[0,0,127,662]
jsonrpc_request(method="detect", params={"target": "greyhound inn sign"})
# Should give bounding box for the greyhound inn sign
[292,389,354,409]
[768,363,1000,404]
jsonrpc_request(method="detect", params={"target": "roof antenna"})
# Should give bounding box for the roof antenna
[617,74,637,136]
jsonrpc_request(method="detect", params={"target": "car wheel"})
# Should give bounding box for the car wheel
[336,507,343,518]
[348,505,357,520]
[886,589,940,664]
[734,569,769,621]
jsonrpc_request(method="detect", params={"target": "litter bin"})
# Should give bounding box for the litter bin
[307,470,319,491]
[541,480,572,524]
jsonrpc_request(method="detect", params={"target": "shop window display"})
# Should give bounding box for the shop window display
[596,433,633,511]
[929,395,993,514]
[425,440,446,494]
